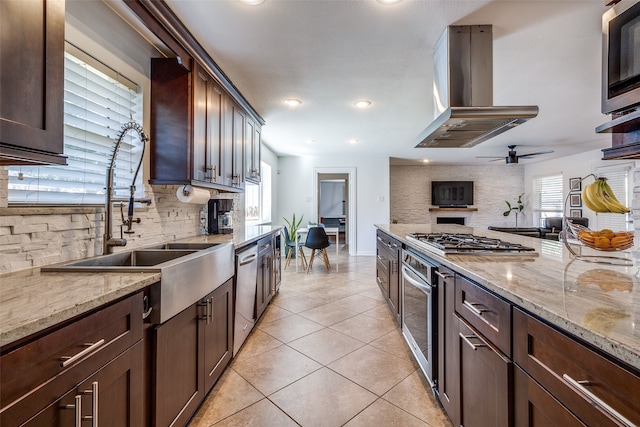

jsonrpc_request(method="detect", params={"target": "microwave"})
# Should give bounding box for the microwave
[602,0,640,114]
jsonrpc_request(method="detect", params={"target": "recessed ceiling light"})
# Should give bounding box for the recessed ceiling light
[305,139,315,144]
[283,98,302,107]
[422,158,430,163]
[376,0,402,4]
[239,0,265,5]
[348,138,359,144]
[353,99,372,109]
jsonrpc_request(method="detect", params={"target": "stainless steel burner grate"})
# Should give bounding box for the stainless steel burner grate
[407,232,536,256]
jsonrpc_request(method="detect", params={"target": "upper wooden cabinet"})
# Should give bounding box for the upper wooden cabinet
[0,0,67,166]
[245,117,261,183]
[150,58,256,191]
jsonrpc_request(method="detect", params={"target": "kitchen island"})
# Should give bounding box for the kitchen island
[377,223,639,426]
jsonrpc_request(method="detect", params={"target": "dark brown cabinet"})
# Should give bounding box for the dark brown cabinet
[513,308,640,426]
[375,230,401,325]
[0,0,67,165]
[256,236,274,320]
[0,293,144,427]
[245,116,261,183]
[153,279,233,426]
[150,58,252,191]
[436,265,457,422]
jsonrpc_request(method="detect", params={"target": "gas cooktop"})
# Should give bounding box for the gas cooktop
[406,232,537,256]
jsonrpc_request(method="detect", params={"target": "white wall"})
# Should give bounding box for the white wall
[523,148,634,228]
[277,155,389,256]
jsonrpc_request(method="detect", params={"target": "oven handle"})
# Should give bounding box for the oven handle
[401,265,432,294]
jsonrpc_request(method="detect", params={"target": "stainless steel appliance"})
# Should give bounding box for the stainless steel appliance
[233,244,258,356]
[401,248,438,388]
[406,232,537,257]
[602,0,640,114]
[415,25,538,149]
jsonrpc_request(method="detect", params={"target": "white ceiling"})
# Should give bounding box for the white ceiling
[164,0,611,165]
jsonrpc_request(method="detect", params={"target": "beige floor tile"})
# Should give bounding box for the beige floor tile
[258,304,294,324]
[361,303,398,324]
[333,294,385,313]
[297,301,359,326]
[231,329,283,364]
[269,367,377,427]
[357,287,386,302]
[329,345,416,396]
[304,286,357,302]
[210,398,298,427]
[232,345,322,395]
[344,398,429,427]
[369,329,418,363]
[258,313,325,343]
[288,328,365,365]
[272,293,329,313]
[383,370,452,426]
[189,368,264,426]
[330,313,396,343]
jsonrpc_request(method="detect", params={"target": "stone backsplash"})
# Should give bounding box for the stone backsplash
[0,182,242,274]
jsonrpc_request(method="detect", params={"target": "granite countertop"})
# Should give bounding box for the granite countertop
[377,224,640,371]
[0,225,282,349]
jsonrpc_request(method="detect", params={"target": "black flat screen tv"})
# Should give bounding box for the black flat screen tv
[431,181,474,207]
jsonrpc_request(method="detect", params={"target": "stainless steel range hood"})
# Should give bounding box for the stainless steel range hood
[415,25,538,148]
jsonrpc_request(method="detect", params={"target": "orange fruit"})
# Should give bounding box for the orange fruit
[594,236,612,249]
[599,229,615,238]
[611,236,633,249]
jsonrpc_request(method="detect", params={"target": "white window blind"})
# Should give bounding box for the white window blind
[7,47,143,204]
[594,165,632,231]
[245,162,272,224]
[532,174,563,226]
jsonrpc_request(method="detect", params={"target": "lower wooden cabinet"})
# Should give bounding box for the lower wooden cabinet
[457,317,512,427]
[256,236,273,320]
[153,279,234,426]
[514,366,585,427]
[376,230,401,325]
[0,292,144,427]
[436,266,457,422]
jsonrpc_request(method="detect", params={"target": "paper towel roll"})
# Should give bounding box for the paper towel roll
[176,185,210,204]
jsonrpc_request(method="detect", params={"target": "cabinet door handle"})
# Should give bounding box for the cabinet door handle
[376,277,384,285]
[434,270,452,280]
[61,339,105,368]
[208,297,213,324]
[562,374,634,427]
[65,395,82,427]
[463,300,489,316]
[459,333,487,351]
[82,381,99,427]
[376,254,383,261]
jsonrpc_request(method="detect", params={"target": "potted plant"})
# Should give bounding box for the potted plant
[504,193,524,227]
[283,213,304,257]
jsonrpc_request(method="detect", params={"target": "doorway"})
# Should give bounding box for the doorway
[314,168,356,255]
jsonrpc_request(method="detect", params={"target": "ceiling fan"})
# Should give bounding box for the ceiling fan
[476,145,554,164]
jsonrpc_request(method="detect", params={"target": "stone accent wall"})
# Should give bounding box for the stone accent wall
[390,164,526,229]
[0,181,242,274]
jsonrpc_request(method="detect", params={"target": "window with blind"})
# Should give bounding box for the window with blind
[6,45,144,204]
[532,173,563,227]
[594,164,632,231]
[245,162,272,224]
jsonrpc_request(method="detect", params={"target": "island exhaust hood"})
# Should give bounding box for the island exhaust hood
[415,25,538,148]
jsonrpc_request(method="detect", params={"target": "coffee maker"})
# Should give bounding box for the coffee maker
[208,199,234,234]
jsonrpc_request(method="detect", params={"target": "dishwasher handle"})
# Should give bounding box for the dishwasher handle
[238,253,258,266]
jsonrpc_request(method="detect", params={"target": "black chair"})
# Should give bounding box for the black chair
[304,226,331,273]
[282,226,307,270]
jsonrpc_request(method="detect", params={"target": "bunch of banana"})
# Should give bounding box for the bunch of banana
[582,177,630,214]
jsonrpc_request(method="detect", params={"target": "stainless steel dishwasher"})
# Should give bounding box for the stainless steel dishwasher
[234,243,258,356]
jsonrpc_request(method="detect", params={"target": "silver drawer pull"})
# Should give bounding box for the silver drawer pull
[65,395,82,427]
[459,333,487,351]
[562,374,634,427]
[82,381,99,427]
[60,339,105,368]
[463,300,489,316]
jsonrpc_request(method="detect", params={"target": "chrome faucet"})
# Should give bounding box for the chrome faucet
[103,121,152,254]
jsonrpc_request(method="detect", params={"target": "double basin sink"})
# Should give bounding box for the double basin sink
[42,242,235,324]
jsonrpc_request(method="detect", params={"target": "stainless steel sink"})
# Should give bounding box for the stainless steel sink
[41,249,198,271]
[42,242,235,324]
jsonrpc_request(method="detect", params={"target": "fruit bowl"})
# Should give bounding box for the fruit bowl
[565,219,634,251]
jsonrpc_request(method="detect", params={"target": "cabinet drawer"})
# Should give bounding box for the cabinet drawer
[513,308,640,426]
[455,275,511,356]
[1,292,143,422]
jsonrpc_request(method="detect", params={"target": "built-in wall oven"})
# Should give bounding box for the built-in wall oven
[401,248,438,388]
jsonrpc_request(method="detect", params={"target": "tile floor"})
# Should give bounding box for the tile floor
[189,246,451,427]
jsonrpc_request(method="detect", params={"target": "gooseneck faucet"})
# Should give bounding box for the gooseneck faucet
[103,121,151,254]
